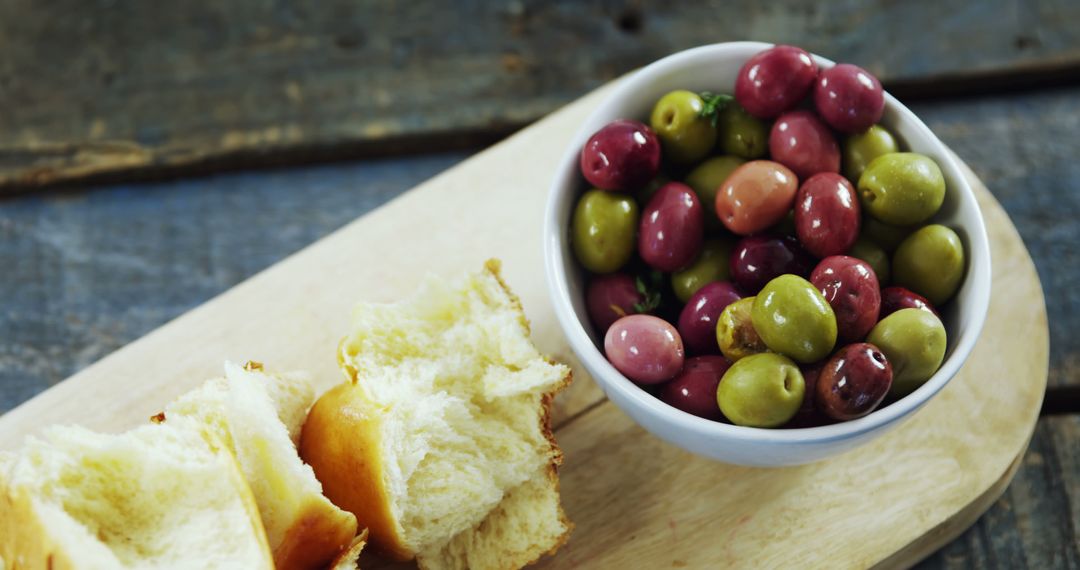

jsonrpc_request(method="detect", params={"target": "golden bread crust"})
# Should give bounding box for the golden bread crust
[272,496,359,570]
[299,383,413,561]
[329,528,369,570]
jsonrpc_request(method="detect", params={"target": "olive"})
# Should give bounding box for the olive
[813,64,885,133]
[810,256,881,344]
[794,173,861,258]
[858,153,946,226]
[659,356,731,421]
[787,363,831,428]
[729,235,814,295]
[571,189,639,273]
[880,286,940,319]
[717,353,805,428]
[715,160,798,235]
[639,182,704,272]
[672,238,734,303]
[684,156,746,231]
[715,296,768,362]
[892,224,965,305]
[867,308,947,396]
[769,110,841,180]
[586,273,644,334]
[843,125,899,183]
[861,216,913,253]
[635,173,671,205]
[650,90,718,164]
[605,314,685,384]
[752,275,838,363]
[816,343,892,420]
[734,45,818,119]
[678,281,741,355]
[848,238,891,285]
[716,103,769,158]
[580,119,662,191]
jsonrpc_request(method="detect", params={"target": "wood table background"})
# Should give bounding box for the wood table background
[0,1,1076,567]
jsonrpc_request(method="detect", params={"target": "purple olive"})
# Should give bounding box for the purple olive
[810,256,881,343]
[786,362,832,428]
[639,182,704,272]
[658,356,731,421]
[677,282,742,355]
[816,343,893,420]
[813,64,885,133]
[605,315,685,384]
[880,286,940,319]
[730,235,815,295]
[580,119,662,191]
[795,173,861,258]
[735,45,819,119]
[769,110,841,180]
[586,273,644,334]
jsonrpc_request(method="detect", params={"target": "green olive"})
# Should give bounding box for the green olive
[893,224,965,305]
[650,90,717,164]
[867,308,947,396]
[571,189,639,274]
[717,353,805,428]
[671,238,734,302]
[848,238,891,284]
[751,275,837,363]
[861,216,913,253]
[684,156,746,231]
[843,125,899,182]
[716,296,769,362]
[716,103,768,159]
[858,153,946,226]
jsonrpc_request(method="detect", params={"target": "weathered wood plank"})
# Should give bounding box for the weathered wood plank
[916,415,1080,569]
[2,0,1080,189]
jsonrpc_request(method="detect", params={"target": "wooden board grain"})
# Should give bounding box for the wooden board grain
[0,83,1049,568]
[2,0,1080,190]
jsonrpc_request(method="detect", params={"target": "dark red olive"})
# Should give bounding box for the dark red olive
[813,64,885,133]
[795,173,861,258]
[769,110,841,180]
[816,343,893,420]
[729,235,815,295]
[580,119,662,191]
[658,356,730,421]
[880,286,941,319]
[810,256,881,343]
[586,273,644,334]
[786,363,832,428]
[639,182,704,272]
[677,282,742,355]
[734,45,819,119]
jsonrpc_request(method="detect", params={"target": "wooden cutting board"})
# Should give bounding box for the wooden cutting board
[0,83,1048,569]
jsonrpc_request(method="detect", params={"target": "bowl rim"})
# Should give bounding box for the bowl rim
[543,41,992,445]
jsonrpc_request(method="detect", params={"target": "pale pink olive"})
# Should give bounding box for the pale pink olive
[604,315,685,384]
[715,160,798,236]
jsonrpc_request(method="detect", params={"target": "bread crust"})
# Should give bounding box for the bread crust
[299,383,413,561]
[272,496,360,570]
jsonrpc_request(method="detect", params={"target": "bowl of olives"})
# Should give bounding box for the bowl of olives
[543,42,991,466]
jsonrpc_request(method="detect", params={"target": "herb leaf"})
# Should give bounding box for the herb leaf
[699,91,734,128]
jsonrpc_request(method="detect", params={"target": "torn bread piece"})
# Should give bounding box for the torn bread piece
[301,259,572,570]
[164,361,358,569]
[0,418,273,570]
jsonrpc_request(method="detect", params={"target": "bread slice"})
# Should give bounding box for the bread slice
[163,361,358,569]
[300,259,572,570]
[0,418,273,570]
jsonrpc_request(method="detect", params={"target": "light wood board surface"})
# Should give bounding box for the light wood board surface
[0,83,1048,568]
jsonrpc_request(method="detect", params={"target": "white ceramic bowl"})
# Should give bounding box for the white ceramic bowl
[544,42,991,466]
